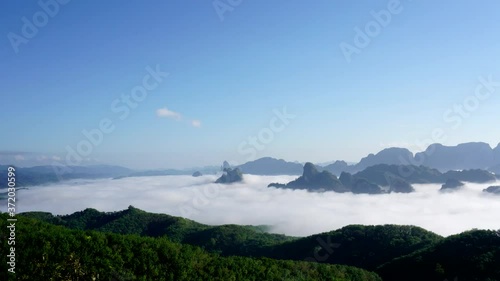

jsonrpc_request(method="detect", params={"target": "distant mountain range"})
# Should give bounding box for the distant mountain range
[0,164,133,187]
[2,142,499,187]
[239,142,500,176]
[0,164,220,187]
[268,162,499,194]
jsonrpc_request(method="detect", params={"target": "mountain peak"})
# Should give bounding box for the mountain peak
[356,147,414,171]
[237,157,303,175]
[457,141,492,148]
[215,167,243,184]
[303,162,319,180]
[417,142,496,171]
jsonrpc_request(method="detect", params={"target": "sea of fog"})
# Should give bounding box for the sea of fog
[11,174,500,237]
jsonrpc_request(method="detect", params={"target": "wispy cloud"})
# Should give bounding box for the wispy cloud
[156,107,202,128]
[191,120,201,128]
[156,107,182,120]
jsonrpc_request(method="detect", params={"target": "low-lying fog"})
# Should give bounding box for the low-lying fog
[13,175,500,237]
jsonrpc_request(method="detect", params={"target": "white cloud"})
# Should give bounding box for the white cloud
[14,155,25,161]
[191,120,201,127]
[37,155,48,162]
[156,107,182,120]
[52,156,61,161]
[14,175,500,237]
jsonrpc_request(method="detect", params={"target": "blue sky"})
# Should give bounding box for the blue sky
[1,0,500,169]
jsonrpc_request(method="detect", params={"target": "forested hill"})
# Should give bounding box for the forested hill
[267,225,442,271]
[0,214,381,281]
[377,229,500,281]
[21,205,296,257]
[15,207,500,281]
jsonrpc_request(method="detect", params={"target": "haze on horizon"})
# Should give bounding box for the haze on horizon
[1,1,500,169]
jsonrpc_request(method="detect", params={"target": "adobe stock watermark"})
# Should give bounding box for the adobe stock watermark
[212,0,243,21]
[7,0,71,54]
[396,75,499,177]
[178,106,295,218]
[237,106,296,161]
[339,0,404,63]
[304,236,341,263]
[179,184,220,218]
[50,65,169,179]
